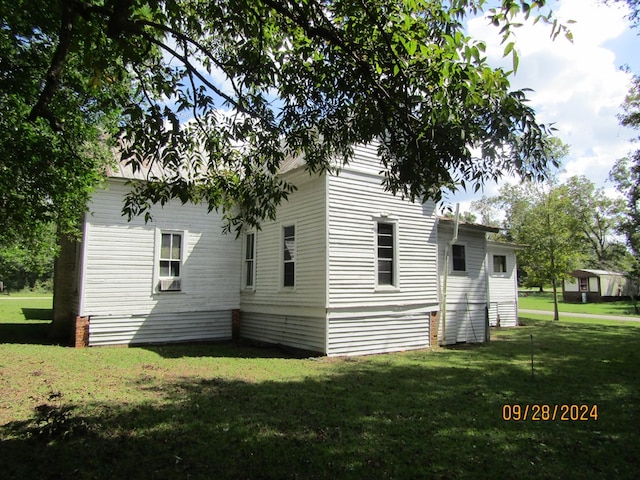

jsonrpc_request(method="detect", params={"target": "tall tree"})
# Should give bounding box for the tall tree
[0,223,57,292]
[1,0,567,236]
[474,172,632,318]
[469,195,503,228]
[515,183,580,320]
[0,3,134,240]
[564,176,629,271]
[610,75,640,302]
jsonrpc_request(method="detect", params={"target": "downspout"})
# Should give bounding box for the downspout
[440,204,460,345]
[484,240,490,342]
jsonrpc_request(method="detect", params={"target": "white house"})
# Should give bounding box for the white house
[59,175,241,347]
[239,144,440,356]
[54,144,520,355]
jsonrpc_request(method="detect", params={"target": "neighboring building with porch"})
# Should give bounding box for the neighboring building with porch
[562,269,633,303]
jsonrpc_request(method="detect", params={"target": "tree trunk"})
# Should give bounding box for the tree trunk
[50,232,77,342]
[552,279,560,321]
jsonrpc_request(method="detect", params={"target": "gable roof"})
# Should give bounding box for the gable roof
[438,217,500,234]
[105,160,166,181]
[570,269,626,278]
[487,240,526,251]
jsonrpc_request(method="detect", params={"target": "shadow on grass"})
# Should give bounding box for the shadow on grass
[140,340,322,360]
[0,323,57,345]
[2,322,639,479]
[21,308,53,321]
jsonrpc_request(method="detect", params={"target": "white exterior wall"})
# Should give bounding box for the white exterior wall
[596,274,630,297]
[239,171,327,353]
[438,224,489,344]
[487,244,519,328]
[326,143,439,356]
[564,278,579,292]
[601,275,629,297]
[80,180,241,346]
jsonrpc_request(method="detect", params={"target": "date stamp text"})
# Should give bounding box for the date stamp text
[502,404,598,421]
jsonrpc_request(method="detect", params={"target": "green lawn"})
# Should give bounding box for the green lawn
[519,291,640,317]
[1,297,639,479]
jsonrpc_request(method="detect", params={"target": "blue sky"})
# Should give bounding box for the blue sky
[452,0,639,211]
[171,0,638,211]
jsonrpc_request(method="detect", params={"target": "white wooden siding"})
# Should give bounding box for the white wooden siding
[488,302,517,328]
[239,170,328,350]
[80,180,240,345]
[325,143,439,355]
[438,308,486,344]
[438,224,489,343]
[328,144,438,308]
[240,172,326,309]
[241,143,441,356]
[89,311,232,346]
[241,311,326,353]
[327,307,431,356]
[487,246,519,328]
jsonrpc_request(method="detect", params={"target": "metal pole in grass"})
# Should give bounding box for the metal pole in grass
[530,334,534,378]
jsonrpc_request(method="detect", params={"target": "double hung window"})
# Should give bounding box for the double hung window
[493,255,507,273]
[377,222,395,286]
[159,232,182,291]
[283,226,295,287]
[452,244,466,272]
[244,232,256,289]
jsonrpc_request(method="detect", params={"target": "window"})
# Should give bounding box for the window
[283,225,295,287]
[493,255,507,273]
[452,244,466,272]
[159,232,182,291]
[244,232,255,288]
[579,277,588,292]
[377,222,395,286]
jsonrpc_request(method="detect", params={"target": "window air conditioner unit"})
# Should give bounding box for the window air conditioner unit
[159,279,181,291]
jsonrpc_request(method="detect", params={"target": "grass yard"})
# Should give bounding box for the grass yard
[1,297,639,479]
[518,291,640,317]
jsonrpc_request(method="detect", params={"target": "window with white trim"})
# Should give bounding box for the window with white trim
[159,232,182,291]
[452,244,466,272]
[377,222,395,286]
[493,255,507,273]
[244,232,256,289]
[283,225,295,287]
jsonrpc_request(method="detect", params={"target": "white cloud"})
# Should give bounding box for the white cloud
[457,0,637,210]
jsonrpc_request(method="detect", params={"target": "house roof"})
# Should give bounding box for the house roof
[438,217,500,234]
[278,153,307,175]
[106,148,305,181]
[487,240,526,251]
[570,269,626,278]
[105,160,166,181]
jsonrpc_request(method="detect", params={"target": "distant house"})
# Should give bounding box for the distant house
[55,144,521,354]
[562,269,632,303]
